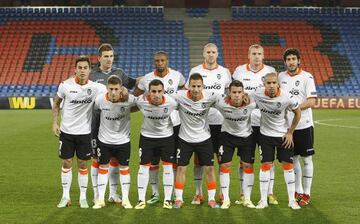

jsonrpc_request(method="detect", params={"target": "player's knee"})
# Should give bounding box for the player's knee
[62,159,72,169]
[77,159,87,169]
[176,166,186,174]
[204,165,215,174]
[99,164,109,169]
[303,155,313,164]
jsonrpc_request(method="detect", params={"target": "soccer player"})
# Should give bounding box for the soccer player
[92,75,135,209]
[232,44,278,205]
[278,48,317,206]
[214,80,257,209]
[133,51,185,204]
[52,55,106,208]
[188,43,232,204]
[134,79,178,210]
[90,43,138,204]
[251,72,301,210]
[173,73,219,209]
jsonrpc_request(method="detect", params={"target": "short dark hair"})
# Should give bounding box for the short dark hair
[283,48,301,61]
[98,43,114,56]
[189,73,203,83]
[229,80,244,90]
[148,79,164,90]
[75,55,91,68]
[154,51,168,59]
[107,75,122,86]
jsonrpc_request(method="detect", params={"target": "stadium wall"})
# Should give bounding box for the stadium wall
[0,97,359,109]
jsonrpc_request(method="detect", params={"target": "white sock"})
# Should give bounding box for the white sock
[90,161,99,200]
[109,162,119,197]
[137,165,150,202]
[243,168,254,200]
[284,168,296,202]
[163,165,174,201]
[293,155,304,194]
[194,165,203,196]
[219,168,230,201]
[239,166,244,195]
[61,167,72,199]
[78,168,88,200]
[149,165,160,196]
[97,167,109,201]
[268,164,275,195]
[207,182,217,201]
[303,156,313,196]
[259,168,270,202]
[175,183,184,201]
[119,167,131,201]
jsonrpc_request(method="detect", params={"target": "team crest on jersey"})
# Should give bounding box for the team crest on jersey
[295,80,300,86]
[243,109,248,114]
[276,102,282,108]
[201,103,206,108]
[120,107,125,113]
[87,89,92,95]
[168,79,173,85]
[217,74,221,80]
[164,107,168,113]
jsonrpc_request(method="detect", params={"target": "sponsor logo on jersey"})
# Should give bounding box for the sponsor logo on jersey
[260,108,281,115]
[146,115,169,120]
[70,90,78,93]
[70,98,92,104]
[243,78,251,81]
[311,91,317,95]
[105,115,125,121]
[225,116,247,122]
[204,84,221,90]
[102,108,110,111]
[185,110,207,117]
[224,109,233,114]
[281,81,287,84]
[87,89,92,95]
[164,88,175,94]
[289,88,300,96]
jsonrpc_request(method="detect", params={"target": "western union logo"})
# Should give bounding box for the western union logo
[8,97,36,109]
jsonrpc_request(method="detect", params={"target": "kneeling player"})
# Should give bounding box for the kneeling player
[134,79,178,209]
[252,72,301,210]
[214,80,256,209]
[92,75,136,209]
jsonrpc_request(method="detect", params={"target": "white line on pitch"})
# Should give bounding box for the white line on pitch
[314,119,360,129]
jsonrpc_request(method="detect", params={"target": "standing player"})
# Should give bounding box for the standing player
[173,73,219,209]
[133,51,185,204]
[90,43,138,204]
[232,44,278,205]
[214,80,257,209]
[52,56,106,208]
[188,43,232,204]
[278,48,317,206]
[251,72,301,210]
[134,79,178,210]
[92,75,135,209]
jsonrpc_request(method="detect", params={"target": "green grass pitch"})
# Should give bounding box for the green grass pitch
[0,109,359,224]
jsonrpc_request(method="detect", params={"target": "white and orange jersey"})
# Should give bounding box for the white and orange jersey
[138,68,185,126]
[136,95,178,138]
[251,87,299,137]
[278,69,317,130]
[94,93,136,145]
[232,63,276,127]
[214,95,256,138]
[57,77,106,135]
[173,90,217,143]
[187,64,232,125]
